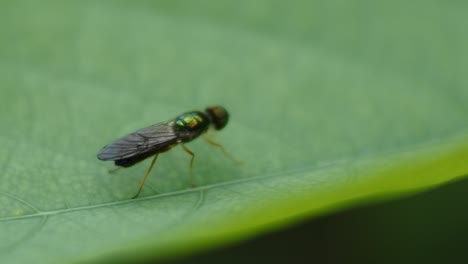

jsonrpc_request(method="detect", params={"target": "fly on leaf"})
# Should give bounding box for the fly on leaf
[97,106,234,199]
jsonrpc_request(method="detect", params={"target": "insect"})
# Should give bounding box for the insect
[97,106,232,199]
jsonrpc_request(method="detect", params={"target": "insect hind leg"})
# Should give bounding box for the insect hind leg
[108,166,122,174]
[132,154,159,199]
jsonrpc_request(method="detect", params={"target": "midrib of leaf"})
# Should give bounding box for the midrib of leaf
[0,163,330,222]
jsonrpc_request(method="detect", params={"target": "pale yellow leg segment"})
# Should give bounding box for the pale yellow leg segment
[181,144,196,187]
[132,154,158,199]
[203,137,242,164]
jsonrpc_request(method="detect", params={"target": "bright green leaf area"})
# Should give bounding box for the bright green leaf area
[1,1,468,263]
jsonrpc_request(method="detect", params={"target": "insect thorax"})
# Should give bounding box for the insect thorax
[174,111,210,132]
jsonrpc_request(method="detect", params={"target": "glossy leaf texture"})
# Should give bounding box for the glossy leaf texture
[1,1,468,263]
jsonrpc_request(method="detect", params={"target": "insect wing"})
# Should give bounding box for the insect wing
[97,121,179,161]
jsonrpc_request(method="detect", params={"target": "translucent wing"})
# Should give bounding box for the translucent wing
[97,121,180,161]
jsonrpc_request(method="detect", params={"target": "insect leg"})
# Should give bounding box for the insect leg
[132,154,158,199]
[108,167,122,174]
[203,137,242,164]
[181,144,196,187]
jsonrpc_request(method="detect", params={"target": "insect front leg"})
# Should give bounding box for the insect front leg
[202,137,242,164]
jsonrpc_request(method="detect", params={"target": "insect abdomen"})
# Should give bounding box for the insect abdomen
[115,151,157,167]
[115,144,177,167]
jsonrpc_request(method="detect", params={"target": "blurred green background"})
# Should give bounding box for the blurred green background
[1,0,467,263]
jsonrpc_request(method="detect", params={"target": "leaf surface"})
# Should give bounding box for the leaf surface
[1,1,468,263]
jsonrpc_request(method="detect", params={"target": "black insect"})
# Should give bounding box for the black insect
[97,106,232,198]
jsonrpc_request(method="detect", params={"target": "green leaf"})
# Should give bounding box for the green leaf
[1,1,468,263]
